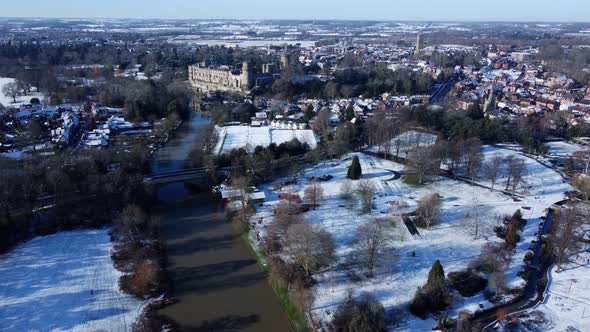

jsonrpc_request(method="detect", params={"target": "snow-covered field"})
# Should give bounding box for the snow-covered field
[546,141,584,159]
[215,125,318,154]
[248,145,571,330]
[0,77,45,106]
[367,129,438,156]
[0,229,146,331]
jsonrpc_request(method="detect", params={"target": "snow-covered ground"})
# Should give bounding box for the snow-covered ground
[248,145,571,331]
[546,141,584,159]
[215,125,318,154]
[478,145,572,206]
[0,77,45,106]
[0,229,146,331]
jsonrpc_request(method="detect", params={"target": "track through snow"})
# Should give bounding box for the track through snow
[0,229,146,332]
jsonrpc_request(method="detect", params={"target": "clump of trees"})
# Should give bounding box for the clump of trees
[410,260,452,318]
[347,155,362,180]
[0,146,155,253]
[331,293,386,332]
[204,139,311,184]
[265,216,335,324]
[113,204,163,298]
[504,156,527,196]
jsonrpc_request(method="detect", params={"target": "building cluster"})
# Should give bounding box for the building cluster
[452,48,590,124]
[0,99,156,158]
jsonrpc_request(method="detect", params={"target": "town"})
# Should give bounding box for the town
[0,11,590,332]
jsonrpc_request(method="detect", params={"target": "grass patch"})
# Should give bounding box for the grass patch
[402,175,421,186]
[240,232,311,332]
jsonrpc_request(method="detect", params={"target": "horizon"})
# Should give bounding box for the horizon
[2,0,590,23]
[1,17,590,24]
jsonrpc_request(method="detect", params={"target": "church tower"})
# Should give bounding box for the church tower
[484,86,496,113]
[415,33,422,57]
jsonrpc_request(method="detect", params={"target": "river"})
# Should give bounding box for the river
[152,115,291,331]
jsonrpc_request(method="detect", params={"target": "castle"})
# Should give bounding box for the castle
[188,61,253,94]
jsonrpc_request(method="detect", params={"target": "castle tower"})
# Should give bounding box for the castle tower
[415,33,422,56]
[241,61,252,91]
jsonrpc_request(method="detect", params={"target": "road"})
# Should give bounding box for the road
[430,77,457,104]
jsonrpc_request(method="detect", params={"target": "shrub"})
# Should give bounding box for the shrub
[410,260,452,318]
[448,270,488,297]
[331,293,386,332]
[347,156,362,180]
[488,271,508,297]
[468,243,510,274]
[505,222,520,248]
[120,260,161,298]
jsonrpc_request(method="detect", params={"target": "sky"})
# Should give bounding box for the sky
[2,0,589,22]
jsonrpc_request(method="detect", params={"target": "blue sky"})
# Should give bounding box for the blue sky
[3,0,589,22]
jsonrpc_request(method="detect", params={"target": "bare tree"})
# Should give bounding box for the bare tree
[552,206,583,270]
[315,108,332,139]
[2,82,19,104]
[304,180,323,210]
[483,154,504,190]
[356,179,376,214]
[574,148,590,174]
[406,146,440,184]
[288,162,305,183]
[416,193,442,230]
[505,157,527,196]
[463,138,482,183]
[284,221,335,277]
[354,218,390,277]
[464,199,494,239]
[231,175,252,207]
[340,179,356,209]
[446,139,466,177]
[270,199,301,239]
